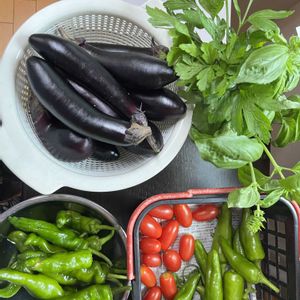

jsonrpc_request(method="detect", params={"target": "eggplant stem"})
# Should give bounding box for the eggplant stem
[124,122,152,145]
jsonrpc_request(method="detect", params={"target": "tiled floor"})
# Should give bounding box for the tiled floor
[0,0,57,55]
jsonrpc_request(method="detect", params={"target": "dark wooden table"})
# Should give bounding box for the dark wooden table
[23,137,241,229]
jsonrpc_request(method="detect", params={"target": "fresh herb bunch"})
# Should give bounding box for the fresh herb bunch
[147,0,300,232]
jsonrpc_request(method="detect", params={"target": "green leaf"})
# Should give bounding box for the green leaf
[198,0,225,18]
[179,43,201,58]
[243,104,271,143]
[279,174,300,203]
[260,189,284,208]
[175,62,205,80]
[292,162,300,173]
[238,165,270,187]
[201,42,218,64]
[179,10,204,29]
[178,90,203,103]
[233,0,241,21]
[164,0,197,10]
[197,9,219,40]
[236,44,289,84]
[228,185,260,208]
[196,67,215,91]
[191,131,264,169]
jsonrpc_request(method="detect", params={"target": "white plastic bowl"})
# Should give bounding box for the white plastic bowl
[0,0,192,194]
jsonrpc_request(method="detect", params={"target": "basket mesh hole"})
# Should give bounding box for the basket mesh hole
[277,237,286,251]
[280,286,287,298]
[268,249,276,263]
[268,233,276,247]
[268,219,275,231]
[15,14,178,177]
[279,269,287,284]
[277,221,285,234]
[278,253,286,267]
[269,264,277,278]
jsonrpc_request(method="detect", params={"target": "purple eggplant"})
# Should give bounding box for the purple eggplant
[131,88,187,121]
[126,122,163,156]
[80,43,177,90]
[29,34,147,124]
[30,97,93,162]
[26,56,151,146]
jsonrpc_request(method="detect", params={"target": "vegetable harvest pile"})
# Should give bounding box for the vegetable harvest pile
[139,203,279,299]
[147,0,300,232]
[26,31,187,163]
[0,211,130,299]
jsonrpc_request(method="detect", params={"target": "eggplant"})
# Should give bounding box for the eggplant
[29,34,147,123]
[126,122,164,156]
[92,141,120,161]
[80,43,177,90]
[131,88,187,121]
[67,79,122,119]
[26,56,151,146]
[30,97,93,162]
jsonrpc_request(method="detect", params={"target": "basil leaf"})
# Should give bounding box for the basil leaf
[228,185,260,208]
[191,131,264,169]
[238,165,270,187]
[260,189,284,208]
[164,0,197,11]
[279,174,300,203]
[236,44,289,84]
[198,0,224,18]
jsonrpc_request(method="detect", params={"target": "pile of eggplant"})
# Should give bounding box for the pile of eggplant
[26,30,187,162]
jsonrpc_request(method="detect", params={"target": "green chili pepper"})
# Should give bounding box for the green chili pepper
[0,269,64,299]
[194,239,207,279]
[7,231,33,253]
[25,233,65,254]
[212,203,232,266]
[0,282,21,299]
[173,273,184,289]
[205,250,223,300]
[43,273,77,286]
[220,237,279,293]
[196,285,205,298]
[174,271,201,300]
[17,250,48,261]
[9,217,112,266]
[233,229,245,257]
[240,209,265,262]
[56,211,114,235]
[52,284,113,300]
[224,270,244,300]
[25,249,93,274]
[86,230,115,251]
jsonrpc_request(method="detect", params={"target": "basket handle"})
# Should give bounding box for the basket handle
[291,201,300,261]
[126,187,237,280]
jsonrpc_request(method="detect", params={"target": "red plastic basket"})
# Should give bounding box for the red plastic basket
[127,188,300,300]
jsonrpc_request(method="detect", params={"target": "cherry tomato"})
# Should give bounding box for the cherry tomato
[159,220,179,251]
[174,204,193,227]
[140,215,162,238]
[160,272,177,299]
[141,253,162,267]
[179,234,195,261]
[143,286,162,300]
[140,264,156,288]
[149,205,174,220]
[192,204,220,222]
[163,249,182,272]
[140,238,161,254]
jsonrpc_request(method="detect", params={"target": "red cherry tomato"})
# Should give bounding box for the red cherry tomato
[140,238,161,254]
[143,286,162,300]
[163,249,182,272]
[140,264,156,288]
[179,234,195,261]
[149,205,174,220]
[160,272,177,299]
[159,220,179,251]
[192,204,220,222]
[140,215,162,238]
[142,253,162,267]
[174,204,192,227]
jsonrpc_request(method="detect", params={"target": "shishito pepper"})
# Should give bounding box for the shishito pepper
[224,270,244,300]
[52,284,113,300]
[9,216,112,266]
[56,210,114,234]
[240,209,265,262]
[220,237,279,293]
[194,239,208,276]
[0,282,21,299]
[212,203,232,266]
[86,231,115,252]
[24,249,93,274]
[17,250,48,261]
[0,269,64,299]
[174,271,201,300]
[24,233,65,254]
[205,250,223,300]
[7,231,33,253]
[43,273,78,286]
[233,229,245,257]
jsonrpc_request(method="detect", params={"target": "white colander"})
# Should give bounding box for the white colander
[0,0,192,194]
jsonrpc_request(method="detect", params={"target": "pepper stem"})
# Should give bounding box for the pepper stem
[112,286,132,296]
[98,230,115,248]
[260,275,280,293]
[110,268,127,275]
[106,277,122,287]
[107,273,128,281]
[90,249,112,267]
